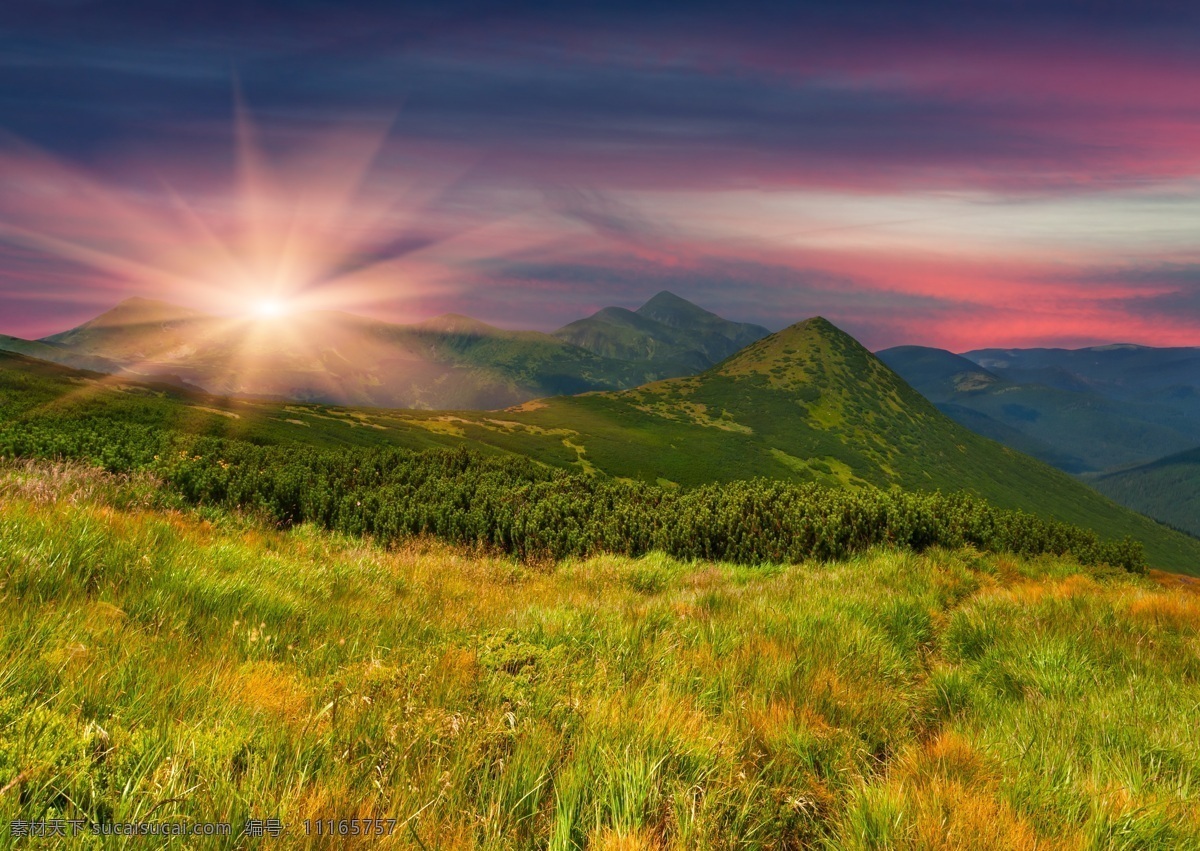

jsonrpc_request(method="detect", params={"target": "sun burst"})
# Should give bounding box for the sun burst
[0,94,563,415]
[254,299,289,319]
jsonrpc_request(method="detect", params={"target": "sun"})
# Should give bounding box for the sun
[254,299,288,319]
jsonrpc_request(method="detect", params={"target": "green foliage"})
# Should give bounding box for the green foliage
[0,398,1147,572]
[1,345,1186,573]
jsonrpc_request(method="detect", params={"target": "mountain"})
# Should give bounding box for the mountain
[41,296,212,357]
[553,290,770,377]
[878,345,1200,473]
[13,293,770,410]
[43,299,658,409]
[498,318,1200,571]
[1090,446,1200,538]
[6,318,1200,573]
[874,346,1003,399]
[0,333,122,374]
[964,343,1200,403]
[964,344,1200,430]
[636,289,768,340]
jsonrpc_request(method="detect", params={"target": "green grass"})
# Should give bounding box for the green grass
[1,463,1198,849]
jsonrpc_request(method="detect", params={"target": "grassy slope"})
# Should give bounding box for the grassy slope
[0,351,572,459]
[1090,447,1200,538]
[505,321,1200,574]
[1,465,1198,849]
[5,324,1200,576]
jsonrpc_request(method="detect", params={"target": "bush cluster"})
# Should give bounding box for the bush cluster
[0,415,1145,572]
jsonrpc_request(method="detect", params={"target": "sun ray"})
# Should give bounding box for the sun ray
[0,84,573,395]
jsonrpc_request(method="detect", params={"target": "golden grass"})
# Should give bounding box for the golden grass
[230,660,311,725]
[1127,591,1200,631]
[881,733,1045,851]
[2,468,1199,849]
[588,827,663,850]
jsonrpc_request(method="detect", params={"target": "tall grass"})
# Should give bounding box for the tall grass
[0,465,1197,848]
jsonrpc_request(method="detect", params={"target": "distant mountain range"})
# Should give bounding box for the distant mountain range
[879,342,1200,539]
[552,290,769,374]
[877,345,1200,473]
[1,291,770,410]
[966,344,1200,414]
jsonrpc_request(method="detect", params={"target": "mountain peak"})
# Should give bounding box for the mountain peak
[714,315,910,394]
[114,296,200,313]
[722,315,839,357]
[795,315,835,333]
[554,292,770,372]
[116,296,174,308]
[41,297,208,345]
[641,290,693,307]
[635,290,719,325]
[602,314,983,493]
[92,297,208,326]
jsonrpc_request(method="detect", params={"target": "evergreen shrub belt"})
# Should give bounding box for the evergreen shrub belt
[1,424,1144,572]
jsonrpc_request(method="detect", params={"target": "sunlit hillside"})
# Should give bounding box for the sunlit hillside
[2,463,1198,849]
[8,311,1200,575]
[0,292,768,411]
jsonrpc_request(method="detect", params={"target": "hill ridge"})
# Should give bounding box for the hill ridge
[17,293,774,410]
[555,291,770,376]
[5,328,1200,573]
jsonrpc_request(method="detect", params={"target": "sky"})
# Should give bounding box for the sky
[2,0,1200,350]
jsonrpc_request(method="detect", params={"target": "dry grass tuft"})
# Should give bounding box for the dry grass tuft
[230,660,310,724]
[885,732,1044,851]
[588,827,663,850]
[1126,591,1200,631]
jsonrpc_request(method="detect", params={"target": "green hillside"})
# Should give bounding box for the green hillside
[1090,447,1200,539]
[4,314,1199,574]
[505,320,1200,573]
